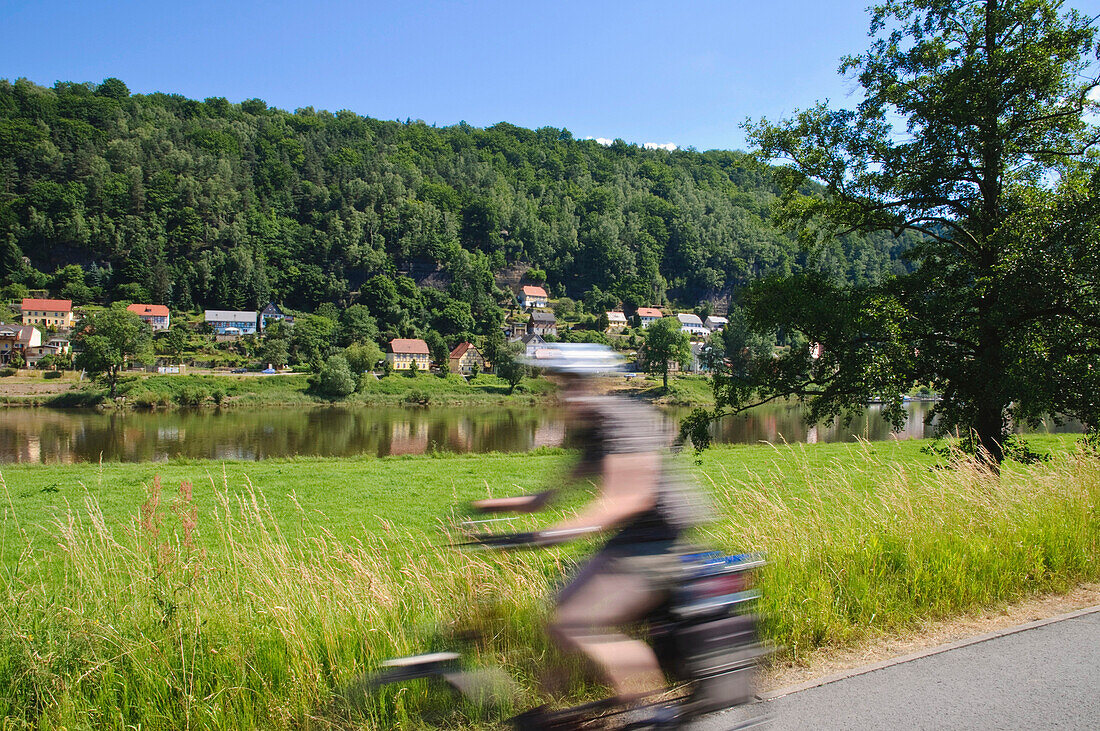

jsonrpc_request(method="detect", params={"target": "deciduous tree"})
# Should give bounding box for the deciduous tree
[709,0,1100,466]
[642,317,690,390]
[73,307,153,397]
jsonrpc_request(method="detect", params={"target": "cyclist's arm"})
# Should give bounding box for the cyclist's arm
[537,451,658,542]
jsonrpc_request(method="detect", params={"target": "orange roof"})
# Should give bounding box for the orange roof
[521,285,548,298]
[389,338,430,354]
[637,307,663,318]
[127,303,170,317]
[449,342,474,359]
[21,298,72,312]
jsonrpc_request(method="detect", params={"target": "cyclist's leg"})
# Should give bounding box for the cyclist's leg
[550,547,667,699]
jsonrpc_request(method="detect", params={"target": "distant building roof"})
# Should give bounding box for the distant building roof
[607,311,627,322]
[127,303,170,317]
[450,342,484,360]
[520,333,547,345]
[521,285,549,298]
[205,310,258,323]
[705,315,729,326]
[261,302,284,316]
[389,338,430,355]
[21,298,72,312]
[637,307,663,318]
[530,310,556,324]
[0,325,40,344]
[677,313,704,326]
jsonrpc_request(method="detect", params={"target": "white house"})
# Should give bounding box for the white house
[205,310,259,336]
[516,332,547,357]
[676,313,708,338]
[704,315,728,331]
[0,325,41,364]
[606,311,628,330]
[518,285,549,309]
[637,307,663,328]
[127,304,170,331]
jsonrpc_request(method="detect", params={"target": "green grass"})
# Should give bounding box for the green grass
[1,435,1098,728]
[35,372,560,410]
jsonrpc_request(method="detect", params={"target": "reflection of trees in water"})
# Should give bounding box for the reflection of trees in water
[0,402,1083,464]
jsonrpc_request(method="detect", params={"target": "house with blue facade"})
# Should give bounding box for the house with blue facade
[204,310,259,336]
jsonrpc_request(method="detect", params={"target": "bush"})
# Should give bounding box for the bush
[176,386,209,406]
[132,390,161,409]
[316,355,357,400]
[212,389,226,406]
[404,390,430,406]
[43,370,62,380]
[0,368,15,377]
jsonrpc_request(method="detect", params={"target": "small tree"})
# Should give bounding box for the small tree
[74,307,153,397]
[260,338,290,369]
[343,341,383,374]
[495,353,526,394]
[407,358,419,377]
[641,317,691,390]
[316,354,357,400]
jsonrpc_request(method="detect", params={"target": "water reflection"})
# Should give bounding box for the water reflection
[0,401,1082,464]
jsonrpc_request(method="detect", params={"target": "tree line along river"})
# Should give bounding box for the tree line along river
[0,401,1081,464]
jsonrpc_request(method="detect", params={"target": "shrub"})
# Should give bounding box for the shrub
[176,386,209,406]
[0,368,15,377]
[404,390,430,406]
[316,355,356,400]
[43,370,62,380]
[132,390,161,409]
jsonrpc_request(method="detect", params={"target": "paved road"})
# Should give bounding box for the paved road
[697,610,1100,730]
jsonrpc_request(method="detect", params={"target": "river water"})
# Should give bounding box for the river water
[0,401,1080,464]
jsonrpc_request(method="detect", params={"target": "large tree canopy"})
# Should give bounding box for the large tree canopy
[686,0,1100,465]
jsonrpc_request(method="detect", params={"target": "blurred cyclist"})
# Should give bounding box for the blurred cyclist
[473,344,702,716]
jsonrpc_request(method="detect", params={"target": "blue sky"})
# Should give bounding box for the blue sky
[2,0,1098,152]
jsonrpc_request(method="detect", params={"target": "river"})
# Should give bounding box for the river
[0,401,1081,464]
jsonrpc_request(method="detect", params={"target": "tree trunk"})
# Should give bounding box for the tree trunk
[974,400,1006,470]
[663,366,669,390]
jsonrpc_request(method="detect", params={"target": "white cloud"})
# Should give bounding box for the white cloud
[583,136,614,146]
[644,142,678,152]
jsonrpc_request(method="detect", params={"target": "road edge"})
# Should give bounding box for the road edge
[758,602,1100,701]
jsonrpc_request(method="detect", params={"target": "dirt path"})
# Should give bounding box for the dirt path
[761,582,1100,691]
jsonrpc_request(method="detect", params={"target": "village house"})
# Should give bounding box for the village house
[518,285,549,309]
[126,303,171,331]
[516,332,547,358]
[0,324,41,364]
[27,336,71,366]
[704,315,728,331]
[204,310,259,337]
[260,302,294,331]
[529,310,558,337]
[20,299,74,331]
[677,313,708,338]
[387,338,431,371]
[449,342,490,374]
[606,311,628,330]
[637,307,663,328]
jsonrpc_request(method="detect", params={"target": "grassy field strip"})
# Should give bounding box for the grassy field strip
[1,435,1097,728]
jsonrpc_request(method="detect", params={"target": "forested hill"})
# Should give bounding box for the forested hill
[0,77,913,333]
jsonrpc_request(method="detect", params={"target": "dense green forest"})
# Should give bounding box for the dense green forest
[0,77,914,340]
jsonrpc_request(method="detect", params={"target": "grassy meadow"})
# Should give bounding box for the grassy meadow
[1,434,1098,728]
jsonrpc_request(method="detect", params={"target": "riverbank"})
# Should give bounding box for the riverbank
[0,369,717,409]
[2,434,1097,728]
[1,370,561,409]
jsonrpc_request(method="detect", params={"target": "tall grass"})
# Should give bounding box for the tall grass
[1,443,1098,728]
